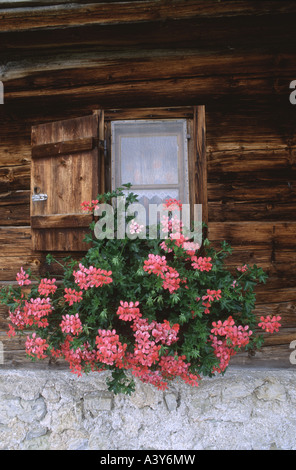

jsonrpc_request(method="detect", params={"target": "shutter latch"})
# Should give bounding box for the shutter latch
[32,192,48,202]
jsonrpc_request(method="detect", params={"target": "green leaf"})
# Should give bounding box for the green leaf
[46,253,54,265]
[106,369,135,395]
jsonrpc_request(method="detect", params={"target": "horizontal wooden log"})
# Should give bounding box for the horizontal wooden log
[0,324,294,351]
[0,164,30,191]
[0,190,30,206]
[208,179,296,203]
[205,103,296,152]
[209,168,296,184]
[0,190,30,225]
[4,75,292,106]
[209,201,296,222]
[0,203,30,226]
[5,50,296,92]
[0,255,42,281]
[208,221,296,249]
[0,145,31,167]
[0,226,31,255]
[0,223,295,269]
[2,294,293,330]
[223,249,296,267]
[2,1,296,33]
[208,148,296,173]
[231,344,294,368]
[1,348,291,369]
[220,248,272,266]
[260,328,296,347]
[1,10,296,55]
[256,275,296,292]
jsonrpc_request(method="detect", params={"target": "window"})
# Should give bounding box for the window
[30,106,207,252]
[111,119,189,207]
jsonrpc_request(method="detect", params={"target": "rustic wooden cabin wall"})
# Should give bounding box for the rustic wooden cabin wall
[0,0,296,368]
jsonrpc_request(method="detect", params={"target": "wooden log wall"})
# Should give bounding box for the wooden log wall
[0,0,296,368]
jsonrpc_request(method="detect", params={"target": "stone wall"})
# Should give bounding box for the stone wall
[0,367,295,450]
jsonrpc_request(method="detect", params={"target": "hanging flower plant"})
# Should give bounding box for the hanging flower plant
[0,185,281,395]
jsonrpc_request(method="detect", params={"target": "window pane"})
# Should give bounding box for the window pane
[111,120,189,204]
[121,135,178,185]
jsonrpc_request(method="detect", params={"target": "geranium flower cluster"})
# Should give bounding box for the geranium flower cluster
[237,264,248,273]
[182,241,200,256]
[16,267,31,286]
[160,229,201,261]
[25,333,49,359]
[162,267,182,294]
[158,354,201,387]
[38,278,57,296]
[52,336,99,376]
[60,313,83,336]
[130,318,162,367]
[164,198,182,211]
[210,316,252,373]
[151,319,179,345]
[73,263,112,290]
[125,314,177,362]
[64,288,83,306]
[201,289,222,314]
[143,254,182,294]
[7,269,55,337]
[54,303,181,384]
[114,302,198,389]
[258,315,281,333]
[191,256,212,272]
[8,296,52,336]
[161,215,183,237]
[129,219,144,235]
[81,199,99,212]
[95,329,127,367]
[158,200,202,260]
[116,301,142,321]
[143,254,168,277]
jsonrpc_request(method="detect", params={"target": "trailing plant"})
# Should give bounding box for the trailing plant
[0,185,281,395]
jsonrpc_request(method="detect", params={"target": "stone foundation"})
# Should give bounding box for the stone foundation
[0,367,295,450]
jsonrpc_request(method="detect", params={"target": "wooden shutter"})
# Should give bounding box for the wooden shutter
[31,112,103,251]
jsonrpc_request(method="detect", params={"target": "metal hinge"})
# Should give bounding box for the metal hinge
[98,138,107,157]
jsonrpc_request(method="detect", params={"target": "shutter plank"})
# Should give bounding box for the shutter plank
[31,113,101,251]
[31,137,95,159]
[31,214,93,229]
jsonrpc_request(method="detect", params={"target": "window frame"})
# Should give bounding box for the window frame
[103,106,208,228]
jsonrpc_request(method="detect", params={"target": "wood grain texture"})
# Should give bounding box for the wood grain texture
[2,1,296,32]
[31,137,95,159]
